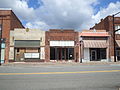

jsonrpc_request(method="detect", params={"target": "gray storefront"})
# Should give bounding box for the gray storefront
[14,40,41,61]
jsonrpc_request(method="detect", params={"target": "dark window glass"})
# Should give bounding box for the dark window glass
[83,37,107,40]
[100,49,106,59]
[50,47,74,60]
[90,48,106,61]
[62,48,65,60]
[66,48,74,60]
[50,47,55,60]
[69,48,74,60]
[17,48,19,52]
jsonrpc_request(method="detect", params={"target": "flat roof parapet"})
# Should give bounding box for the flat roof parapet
[49,29,75,32]
[0,8,12,10]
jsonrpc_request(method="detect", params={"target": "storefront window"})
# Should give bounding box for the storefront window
[115,25,120,34]
[50,47,74,60]
[100,49,106,59]
[90,48,106,61]
[50,47,55,60]
[66,48,74,60]
[116,49,120,61]
[115,25,120,30]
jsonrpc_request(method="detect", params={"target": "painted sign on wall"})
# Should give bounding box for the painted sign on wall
[24,53,40,58]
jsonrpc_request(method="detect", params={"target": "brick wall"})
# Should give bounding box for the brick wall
[90,16,120,60]
[0,10,24,63]
[45,29,79,62]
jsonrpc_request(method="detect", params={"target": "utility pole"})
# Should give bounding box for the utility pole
[80,40,83,63]
[112,12,120,62]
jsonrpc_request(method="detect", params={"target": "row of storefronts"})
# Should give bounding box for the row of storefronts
[1,9,120,63]
[7,28,120,63]
[9,29,79,62]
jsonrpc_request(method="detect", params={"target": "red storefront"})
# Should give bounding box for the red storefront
[45,29,79,62]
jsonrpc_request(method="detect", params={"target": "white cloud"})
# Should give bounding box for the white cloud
[25,20,50,30]
[34,0,98,30]
[93,1,120,24]
[0,0,36,21]
[1,0,120,31]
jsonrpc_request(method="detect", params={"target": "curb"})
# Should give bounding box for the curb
[1,61,120,67]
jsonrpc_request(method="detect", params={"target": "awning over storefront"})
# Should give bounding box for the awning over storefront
[83,40,107,48]
[14,40,40,48]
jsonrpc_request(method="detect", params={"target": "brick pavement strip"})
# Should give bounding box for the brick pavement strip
[1,61,120,66]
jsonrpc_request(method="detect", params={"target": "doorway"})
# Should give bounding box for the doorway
[91,50,97,61]
[116,48,120,61]
[90,48,106,61]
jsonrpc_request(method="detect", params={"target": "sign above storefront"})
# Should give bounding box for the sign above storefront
[50,41,74,46]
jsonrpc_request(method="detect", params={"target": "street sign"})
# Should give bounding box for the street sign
[1,43,5,49]
[1,49,5,63]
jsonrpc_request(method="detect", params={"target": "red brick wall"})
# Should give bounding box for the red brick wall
[10,10,24,30]
[90,16,120,60]
[90,16,111,31]
[0,10,24,63]
[45,29,79,62]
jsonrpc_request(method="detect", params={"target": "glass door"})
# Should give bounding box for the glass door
[91,50,97,61]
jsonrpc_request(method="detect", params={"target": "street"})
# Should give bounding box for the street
[0,64,120,90]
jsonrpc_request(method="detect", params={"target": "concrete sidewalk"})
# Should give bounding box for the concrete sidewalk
[1,61,120,67]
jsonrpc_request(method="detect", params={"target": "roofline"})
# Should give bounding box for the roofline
[11,10,24,28]
[0,8,12,10]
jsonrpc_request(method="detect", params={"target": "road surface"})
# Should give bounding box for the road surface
[0,64,120,90]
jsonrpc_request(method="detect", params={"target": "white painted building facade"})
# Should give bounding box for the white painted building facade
[9,28,45,62]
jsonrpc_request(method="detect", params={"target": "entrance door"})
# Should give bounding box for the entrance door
[15,48,25,62]
[62,48,65,60]
[116,50,120,61]
[57,48,65,60]
[91,50,97,61]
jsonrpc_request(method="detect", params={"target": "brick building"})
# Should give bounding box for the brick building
[45,29,79,62]
[79,30,110,62]
[0,9,24,63]
[2,9,120,63]
[9,28,45,62]
[90,16,120,61]
[90,16,120,32]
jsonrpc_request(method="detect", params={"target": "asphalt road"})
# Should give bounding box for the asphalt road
[0,64,120,90]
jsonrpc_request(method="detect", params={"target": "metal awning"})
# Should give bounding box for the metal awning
[14,40,40,48]
[83,40,107,48]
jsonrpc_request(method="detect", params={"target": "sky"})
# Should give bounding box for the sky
[0,0,120,31]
